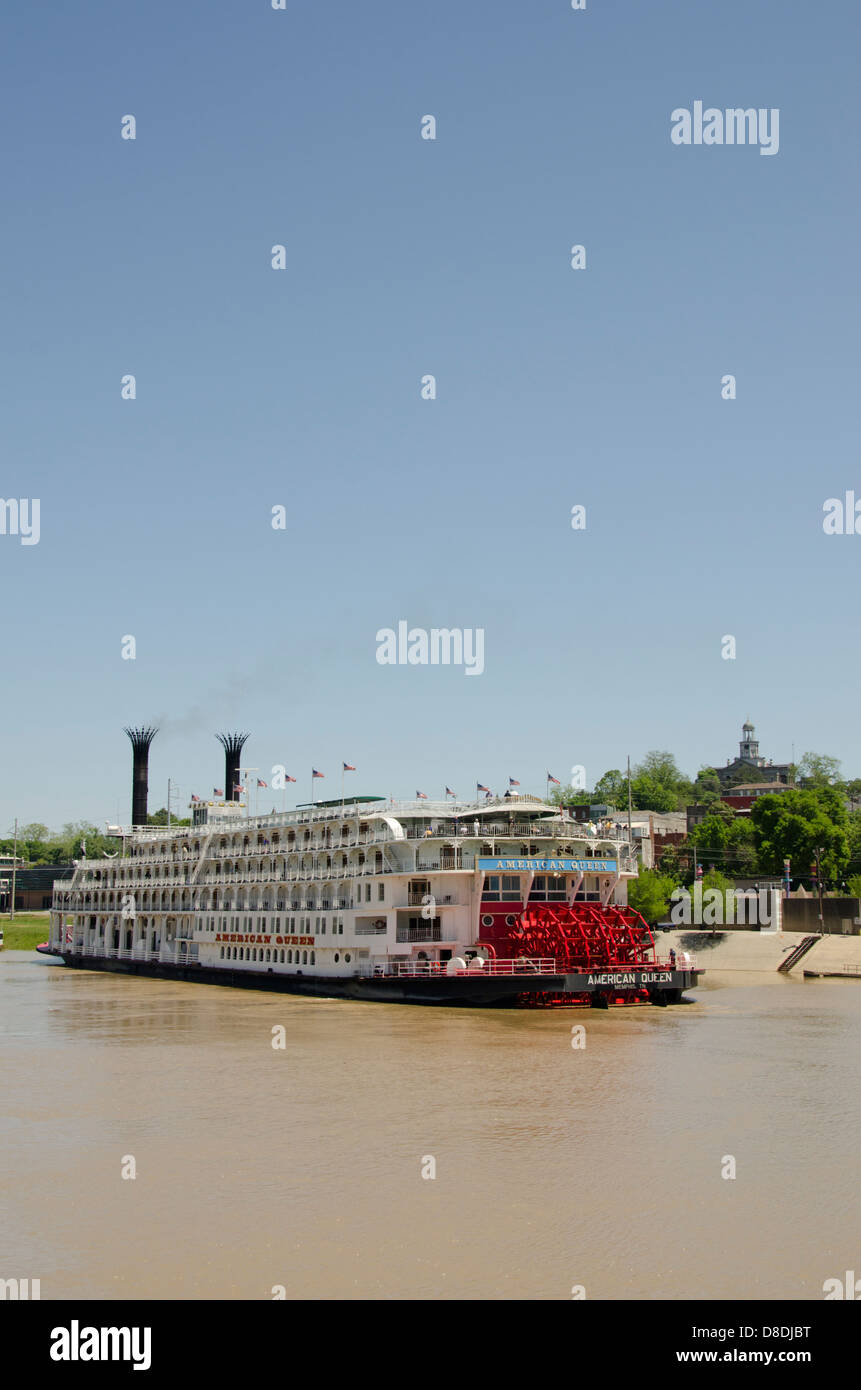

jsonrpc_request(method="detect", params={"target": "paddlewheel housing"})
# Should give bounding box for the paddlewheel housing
[507,902,656,973]
[479,901,661,1006]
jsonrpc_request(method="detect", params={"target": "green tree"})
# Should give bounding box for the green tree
[0,824,51,863]
[592,769,627,807]
[847,808,861,872]
[844,778,861,810]
[700,866,734,896]
[751,788,849,881]
[656,843,687,880]
[627,867,680,924]
[725,818,759,875]
[20,822,50,844]
[690,810,732,868]
[690,811,759,875]
[547,783,592,808]
[631,751,694,811]
[147,807,191,827]
[631,772,677,813]
[700,867,736,928]
[636,751,683,785]
[691,767,724,808]
[55,821,117,861]
[797,752,842,788]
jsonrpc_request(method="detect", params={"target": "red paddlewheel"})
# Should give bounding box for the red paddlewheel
[508,902,656,974]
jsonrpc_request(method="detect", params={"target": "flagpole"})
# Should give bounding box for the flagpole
[341,765,344,814]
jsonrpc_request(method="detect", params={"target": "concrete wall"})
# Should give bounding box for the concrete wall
[782,897,860,935]
[655,927,861,975]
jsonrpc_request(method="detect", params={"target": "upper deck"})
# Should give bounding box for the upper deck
[103,794,635,851]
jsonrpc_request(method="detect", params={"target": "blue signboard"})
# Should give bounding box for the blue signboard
[477,857,617,873]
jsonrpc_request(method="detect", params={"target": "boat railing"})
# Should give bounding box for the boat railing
[656,954,697,971]
[359,954,694,980]
[378,958,561,978]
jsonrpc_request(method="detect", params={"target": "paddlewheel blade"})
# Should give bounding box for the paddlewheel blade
[504,902,657,974]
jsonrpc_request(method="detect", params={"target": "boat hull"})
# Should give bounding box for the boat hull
[46,952,701,1007]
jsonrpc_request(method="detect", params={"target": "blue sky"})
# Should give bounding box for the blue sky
[2,0,859,828]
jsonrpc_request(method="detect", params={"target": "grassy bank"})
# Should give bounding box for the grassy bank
[1,913,51,951]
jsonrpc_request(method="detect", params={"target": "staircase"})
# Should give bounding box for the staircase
[777,935,820,974]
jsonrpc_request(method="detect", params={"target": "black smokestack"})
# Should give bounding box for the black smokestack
[124,726,158,826]
[217,732,250,802]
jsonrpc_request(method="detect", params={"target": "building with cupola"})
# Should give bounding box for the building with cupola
[714,720,794,789]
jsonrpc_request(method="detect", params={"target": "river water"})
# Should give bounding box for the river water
[1,951,858,1300]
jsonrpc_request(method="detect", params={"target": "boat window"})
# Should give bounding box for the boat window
[502,874,521,901]
[482,875,500,900]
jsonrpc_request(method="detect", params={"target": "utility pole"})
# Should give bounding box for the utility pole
[815,847,825,932]
[10,817,18,920]
[626,755,633,844]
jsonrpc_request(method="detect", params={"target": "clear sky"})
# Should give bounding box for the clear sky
[2,0,859,829]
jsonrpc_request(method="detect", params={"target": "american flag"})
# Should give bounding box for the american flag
[477,783,490,793]
[509,777,520,787]
[547,772,561,785]
[445,786,455,797]
[257,778,267,788]
[312,769,324,779]
[343,762,356,771]
[213,787,224,796]
[416,790,428,799]
[191,794,201,803]
[284,774,297,783]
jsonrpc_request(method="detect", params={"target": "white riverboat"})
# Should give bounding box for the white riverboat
[48,793,699,1007]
